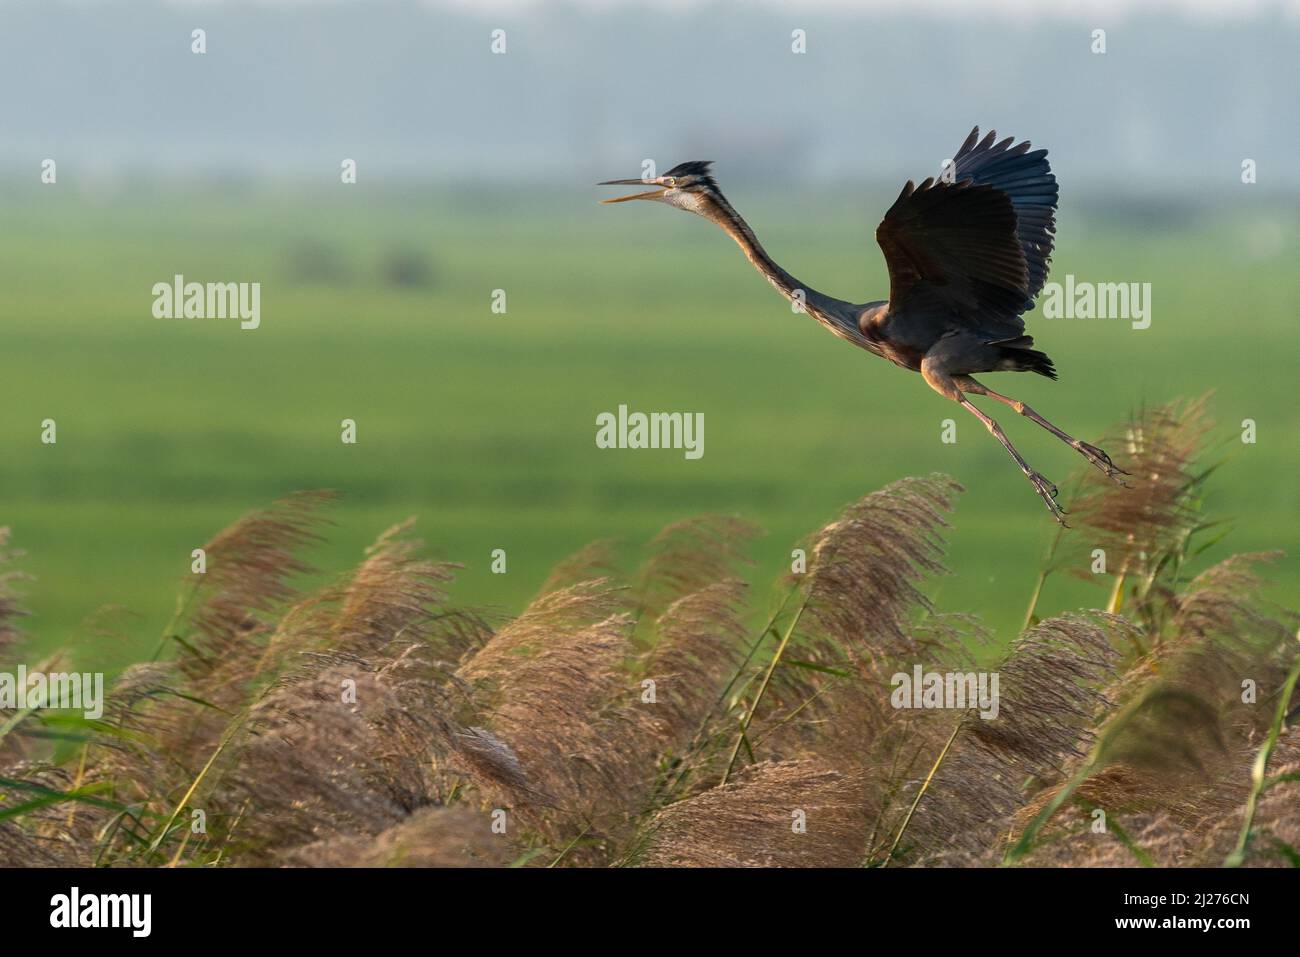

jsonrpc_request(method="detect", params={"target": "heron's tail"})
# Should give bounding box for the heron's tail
[991,335,1057,380]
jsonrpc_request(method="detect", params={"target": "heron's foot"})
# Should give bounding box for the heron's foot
[1027,470,1069,526]
[1075,440,1130,486]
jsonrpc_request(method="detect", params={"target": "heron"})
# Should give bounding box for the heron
[599,127,1127,524]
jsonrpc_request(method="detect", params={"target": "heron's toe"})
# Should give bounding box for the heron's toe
[1077,441,1131,485]
[1026,471,1068,525]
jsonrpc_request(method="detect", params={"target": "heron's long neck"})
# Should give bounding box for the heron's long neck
[704,194,860,332]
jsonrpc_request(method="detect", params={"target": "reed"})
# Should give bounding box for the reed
[0,399,1295,868]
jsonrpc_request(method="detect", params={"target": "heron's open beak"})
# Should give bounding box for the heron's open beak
[598,178,667,204]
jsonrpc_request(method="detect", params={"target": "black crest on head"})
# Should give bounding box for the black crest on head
[664,160,717,190]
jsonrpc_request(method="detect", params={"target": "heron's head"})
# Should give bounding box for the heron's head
[599,161,720,215]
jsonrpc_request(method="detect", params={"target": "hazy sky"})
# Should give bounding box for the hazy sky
[4,0,1296,187]
[248,0,1300,16]
[403,0,1291,18]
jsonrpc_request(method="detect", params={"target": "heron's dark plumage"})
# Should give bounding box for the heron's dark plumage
[601,126,1123,524]
[663,160,717,191]
[950,127,1059,306]
[871,126,1059,360]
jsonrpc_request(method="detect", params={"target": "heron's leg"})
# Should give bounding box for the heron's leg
[957,376,1129,485]
[921,356,1066,524]
[955,396,1067,525]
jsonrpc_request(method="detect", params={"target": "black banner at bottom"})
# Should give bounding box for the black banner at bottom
[0,865,1282,942]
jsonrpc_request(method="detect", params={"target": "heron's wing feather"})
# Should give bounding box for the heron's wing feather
[875,174,1030,338]
[948,127,1059,303]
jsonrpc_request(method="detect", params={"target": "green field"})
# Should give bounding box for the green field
[2,182,1297,668]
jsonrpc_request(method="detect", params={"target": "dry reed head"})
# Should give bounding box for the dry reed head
[455,577,643,850]
[1019,731,1300,867]
[283,805,514,867]
[887,612,1127,866]
[214,665,433,863]
[577,580,755,818]
[177,521,478,864]
[1171,552,1293,654]
[969,612,1127,774]
[1010,684,1236,863]
[1068,395,1212,586]
[327,520,465,658]
[1008,547,1299,865]
[639,580,748,750]
[535,538,621,597]
[756,475,963,765]
[448,575,755,864]
[176,490,337,696]
[152,513,468,829]
[632,516,759,622]
[1125,553,1290,761]
[85,662,192,809]
[802,474,960,666]
[460,578,625,678]
[458,612,638,839]
[1013,809,1196,867]
[450,574,753,858]
[636,760,876,867]
[1152,552,1296,763]
[1201,731,1300,867]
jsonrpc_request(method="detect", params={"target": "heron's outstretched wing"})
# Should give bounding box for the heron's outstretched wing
[875,127,1058,340]
[950,127,1058,303]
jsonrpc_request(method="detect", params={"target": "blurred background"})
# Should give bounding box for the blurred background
[1,0,1297,667]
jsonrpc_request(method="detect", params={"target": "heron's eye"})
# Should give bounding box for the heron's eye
[664,177,677,188]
